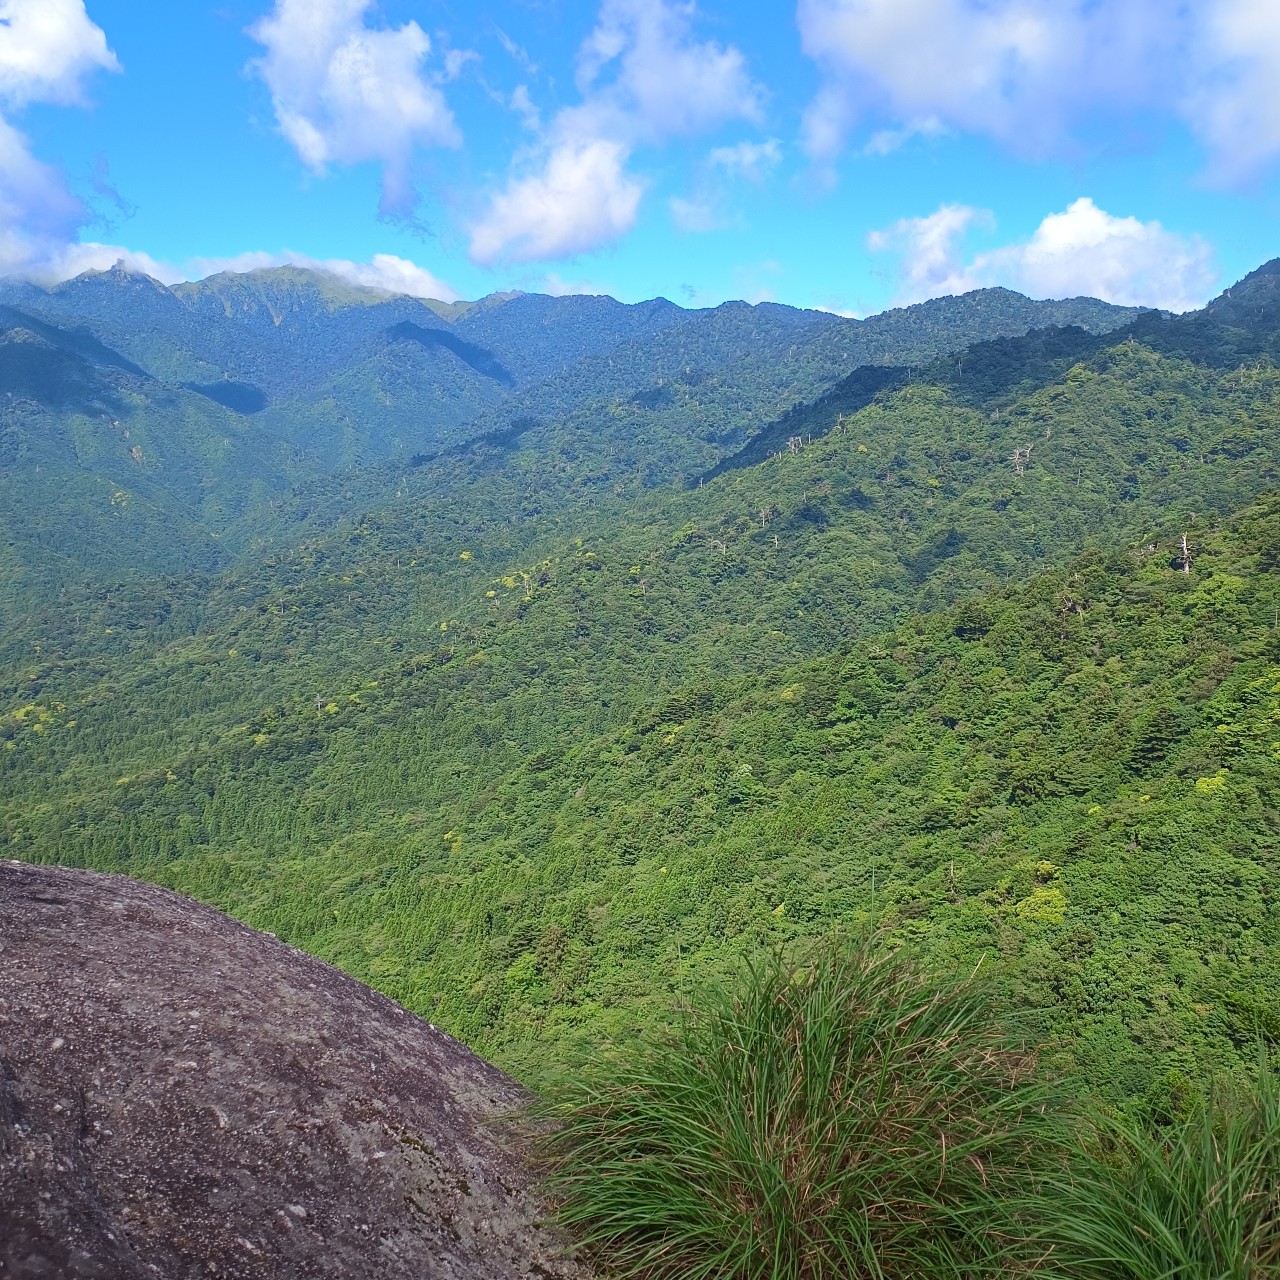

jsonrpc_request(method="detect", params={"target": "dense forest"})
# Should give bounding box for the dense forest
[2,260,1279,1121]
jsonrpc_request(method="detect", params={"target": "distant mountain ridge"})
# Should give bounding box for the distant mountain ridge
[0,263,1142,597]
[0,264,1142,409]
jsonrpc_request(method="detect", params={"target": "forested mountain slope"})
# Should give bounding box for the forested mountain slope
[4,263,1280,1111]
[0,316,293,595]
[6,495,1276,1109]
[0,265,1140,599]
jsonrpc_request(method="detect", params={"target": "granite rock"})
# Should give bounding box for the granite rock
[0,860,591,1280]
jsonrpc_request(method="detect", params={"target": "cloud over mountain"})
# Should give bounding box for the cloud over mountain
[870,198,1217,313]
[189,250,459,301]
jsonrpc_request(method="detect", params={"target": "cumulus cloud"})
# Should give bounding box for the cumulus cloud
[0,0,119,107]
[866,203,993,299]
[470,0,762,265]
[574,0,762,142]
[0,1,122,279]
[471,138,642,264]
[869,198,1217,313]
[321,252,457,299]
[797,0,1280,182]
[248,0,460,217]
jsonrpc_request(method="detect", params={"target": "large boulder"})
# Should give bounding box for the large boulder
[0,860,591,1279]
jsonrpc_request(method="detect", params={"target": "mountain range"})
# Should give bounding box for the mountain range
[0,264,1140,595]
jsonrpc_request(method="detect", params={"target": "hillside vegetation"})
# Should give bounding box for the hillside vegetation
[3,263,1280,1118]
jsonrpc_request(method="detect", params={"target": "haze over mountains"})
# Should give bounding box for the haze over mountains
[3,257,1280,1111]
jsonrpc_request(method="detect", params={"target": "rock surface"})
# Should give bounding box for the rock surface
[0,860,592,1279]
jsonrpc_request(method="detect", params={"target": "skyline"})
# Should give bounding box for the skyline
[9,0,1280,313]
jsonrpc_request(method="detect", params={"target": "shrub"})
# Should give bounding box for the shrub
[536,934,1054,1279]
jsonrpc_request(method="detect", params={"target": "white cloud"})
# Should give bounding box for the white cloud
[0,1,121,280]
[186,250,458,300]
[248,0,459,216]
[669,137,780,234]
[29,241,181,283]
[316,252,457,300]
[796,0,1280,181]
[798,0,1173,167]
[870,198,1217,313]
[469,0,761,265]
[442,48,478,83]
[0,0,119,106]
[575,0,762,142]
[863,118,945,157]
[866,203,993,300]
[12,244,459,302]
[0,117,83,251]
[986,200,1216,311]
[708,138,781,182]
[471,138,642,265]
[183,250,286,278]
[1189,0,1280,182]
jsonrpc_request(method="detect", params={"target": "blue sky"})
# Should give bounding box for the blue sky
[9,0,1280,313]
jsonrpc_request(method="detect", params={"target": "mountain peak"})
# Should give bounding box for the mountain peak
[68,259,171,292]
[174,266,400,312]
[1206,258,1280,324]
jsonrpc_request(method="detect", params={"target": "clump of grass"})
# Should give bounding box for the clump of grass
[536,934,1055,1279]
[1039,1055,1280,1279]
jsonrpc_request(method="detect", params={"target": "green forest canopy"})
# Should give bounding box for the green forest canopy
[3,263,1280,1113]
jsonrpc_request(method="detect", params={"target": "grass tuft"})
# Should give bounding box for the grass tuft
[536,934,1054,1279]
[1037,1051,1280,1279]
